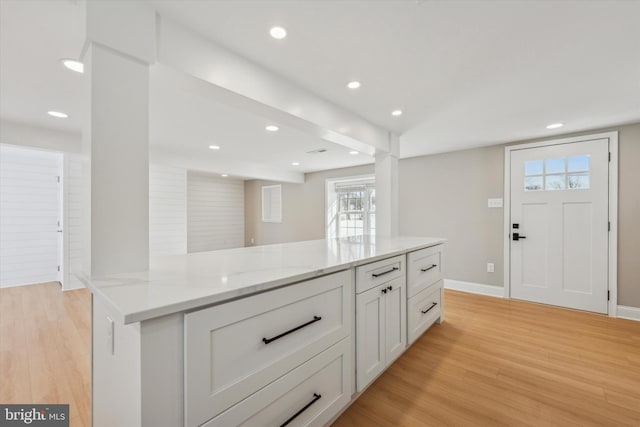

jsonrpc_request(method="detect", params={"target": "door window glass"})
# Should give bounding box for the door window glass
[545,174,566,191]
[524,160,543,176]
[524,154,590,192]
[545,157,566,174]
[568,155,590,173]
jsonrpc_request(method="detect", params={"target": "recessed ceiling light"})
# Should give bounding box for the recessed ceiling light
[347,81,361,89]
[47,111,68,118]
[209,145,220,150]
[391,110,403,116]
[546,122,564,129]
[61,59,84,73]
[221,174,228,177]
[265,125,279,132]
[270,26,287,39]
[291,162,300,166]
[349,150,359,155]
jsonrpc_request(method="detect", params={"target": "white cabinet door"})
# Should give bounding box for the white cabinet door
[356,285,386,392]
[356,279,407,392]
[384,281,406,364]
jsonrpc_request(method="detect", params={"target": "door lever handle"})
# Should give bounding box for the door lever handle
[513,233,527,241]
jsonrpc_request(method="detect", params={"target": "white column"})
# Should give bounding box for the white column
[375,133,400,238]
[81,1,155,276]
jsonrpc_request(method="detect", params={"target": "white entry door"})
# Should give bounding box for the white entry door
[0,145,63,288]
[510,139,609,313]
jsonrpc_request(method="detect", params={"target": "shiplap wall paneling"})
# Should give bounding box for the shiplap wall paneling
[149,165,187,256]
[63,154,84,290]
[0,144,62,288]
[187,172,244,253]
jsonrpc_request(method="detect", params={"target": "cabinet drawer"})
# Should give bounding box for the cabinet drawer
[407,245,444,298]
[184,270,352,427]
[203,338,352,427]
[356,255,405,293]
[407,281,442,344]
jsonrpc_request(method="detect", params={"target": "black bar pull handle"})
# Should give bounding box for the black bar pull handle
[372,266,399,278]
[263,316,321,345]
[420,264,438,272]
[381,288,387,294]
[513,233,527,241]
[387,285,393,291]
[421,302,438,314]
[280,393,322,427]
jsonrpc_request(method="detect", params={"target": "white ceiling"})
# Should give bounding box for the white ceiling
[149,65,374,179]
[0,0,84,133]
[2,0,640,179]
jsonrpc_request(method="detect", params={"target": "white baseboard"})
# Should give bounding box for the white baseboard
[617,305,640,321]
[444,279,504,298]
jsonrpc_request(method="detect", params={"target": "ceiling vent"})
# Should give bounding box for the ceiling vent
[306,148,328,155]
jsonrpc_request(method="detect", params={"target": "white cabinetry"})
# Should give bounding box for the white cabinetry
[355,256,406,392]
[407,244,445,345]
[184,270,352,427]
[204,339,351,427]
[88,237,447,427]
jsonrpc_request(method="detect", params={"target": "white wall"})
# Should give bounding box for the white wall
[0,144,62,288]
[0,119,81,153]
[149,165,187,256]
[187,171,244,252]
[244,164,375,246]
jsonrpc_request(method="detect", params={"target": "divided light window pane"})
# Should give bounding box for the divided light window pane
[524,176,543,191]
[568,155,590,173]
[524,160,543,176]
[545,174,566,190]
[568,173,590,189]
[545,157,565,174]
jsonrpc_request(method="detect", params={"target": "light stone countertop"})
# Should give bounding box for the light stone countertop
[83,236,445,324]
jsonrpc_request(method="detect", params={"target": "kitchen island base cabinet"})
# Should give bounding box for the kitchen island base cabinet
[185,270,352,427]
[407,281,443,345]
[204,338,351,427]
[356,277,407,392]
[86,237,446,427]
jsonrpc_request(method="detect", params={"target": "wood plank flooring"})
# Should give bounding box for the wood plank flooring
[2,285,639,427]
[333,290,640,427]
[0,282,90,427]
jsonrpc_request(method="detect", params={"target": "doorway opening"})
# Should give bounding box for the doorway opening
[0,144,64,289]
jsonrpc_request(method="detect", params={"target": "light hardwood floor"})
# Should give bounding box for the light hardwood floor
[0,282,90,427]
[334,290,640,427]
[2,285,639,427]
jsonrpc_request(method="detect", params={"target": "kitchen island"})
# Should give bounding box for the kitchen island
[85,236,446,427]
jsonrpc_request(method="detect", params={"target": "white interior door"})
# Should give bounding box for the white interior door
[0,145,63,288]
[510,139,609,313]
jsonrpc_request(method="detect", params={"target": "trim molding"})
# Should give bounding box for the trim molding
[617,306,640,322]
[444,279,504,298]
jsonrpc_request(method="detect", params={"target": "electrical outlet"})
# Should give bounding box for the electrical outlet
[250,237,255,245]
[106,316,114,355]
[487,263,495,273]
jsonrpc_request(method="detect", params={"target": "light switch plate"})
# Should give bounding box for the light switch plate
[488,198,503,208]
